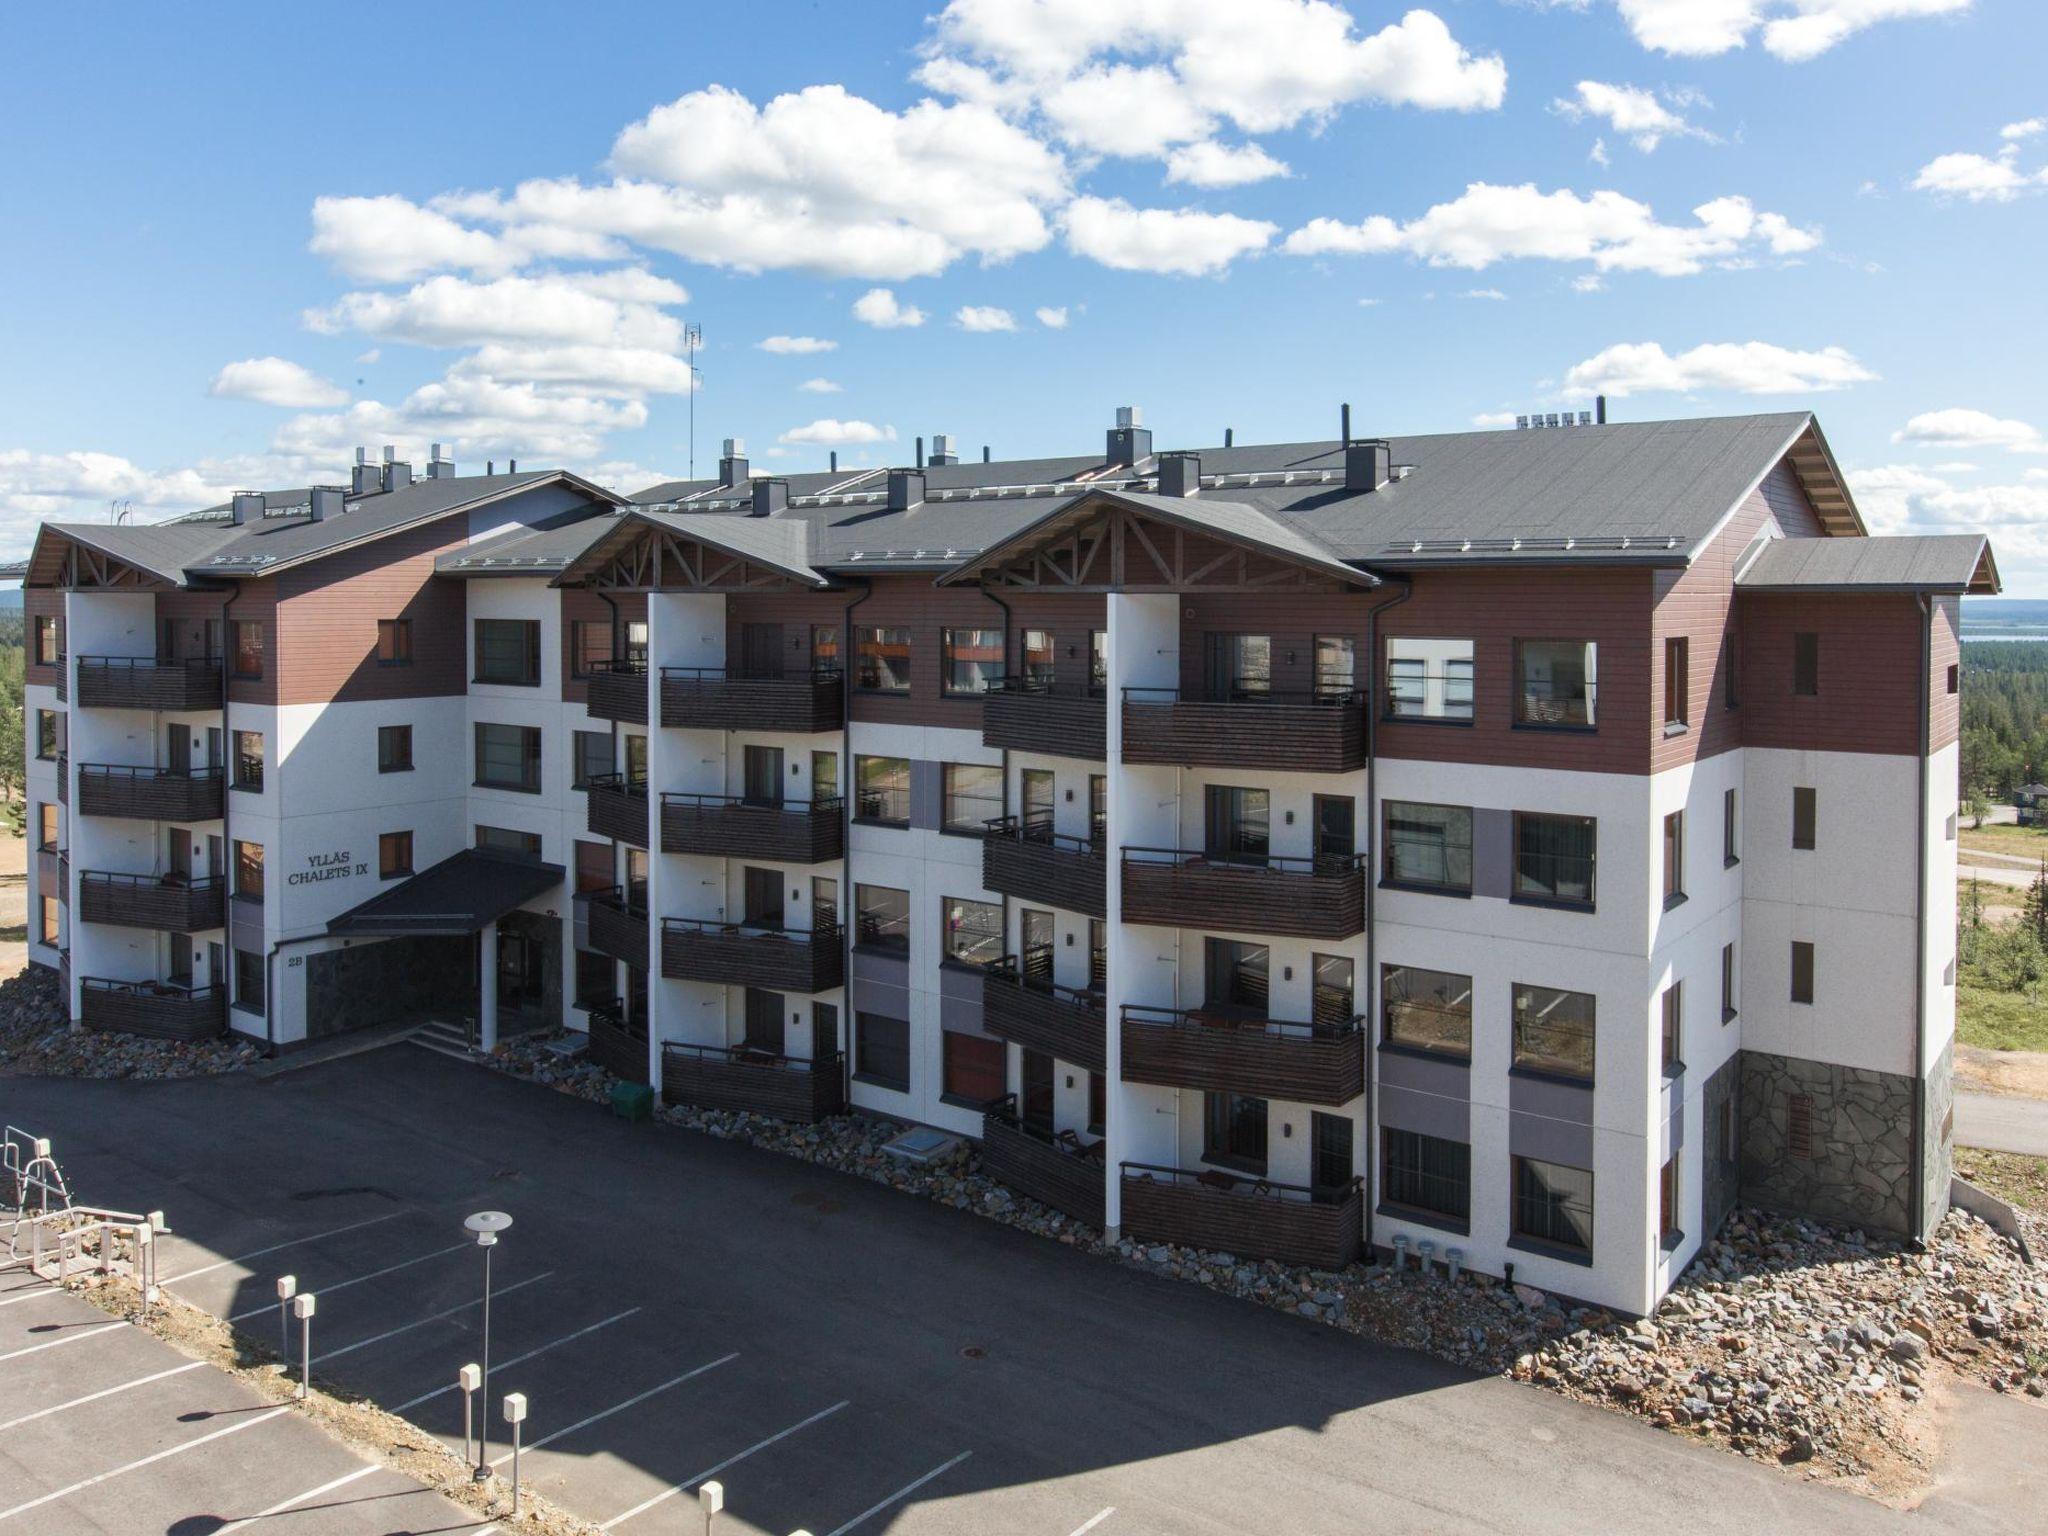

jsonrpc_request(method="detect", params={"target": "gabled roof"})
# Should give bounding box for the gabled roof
[24,520,243,589]
[327,848,563,937]
[1736,532,2000,594]
[551,508,832,589]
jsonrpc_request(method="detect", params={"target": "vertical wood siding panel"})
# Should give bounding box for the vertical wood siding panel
[23,588,63,688]
[274,517,471,704]
[1737,592,1925,756]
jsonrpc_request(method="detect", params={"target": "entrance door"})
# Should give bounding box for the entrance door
[498,931,544,1010]
[1021,1049,1055,1131]
[207,941,225,993]
[1020,769,1054,833]
[166,831,191,882]
[205,727,223,770]
[1021,908,1054,987]
[744,988,785,1055]
[168,933,193,987]
[1311,1112,1354,1192]
[207,835,224,884]
[1204,785,1270,864]
[743,867,784,927]
[166,724,192,774]
[741,623,783,679]
[811,1001,839,1060]
[1313,795,1356,865]
[743,745,785,805]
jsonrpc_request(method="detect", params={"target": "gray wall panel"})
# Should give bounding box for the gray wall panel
[1378,1082,1469,1141]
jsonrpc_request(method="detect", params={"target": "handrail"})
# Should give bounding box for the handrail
[1119,1160,1362,1203]
[81,976,225,1001]
[982,1093,1102,1151]
[1121,684,1366,707]
[662,917,844,946]
[983,954,1105,1010]
[76,762,225,782]
[662,1042,843,1073]
[1120,1001,1362,1040]
[583,772,649,796]
[79,870,226,892]
[582,885,648,919]
[661,791,845,815]
[74,654,223,672]
[595,657,650,675]
[660,665,843,683]
[1120,846,1367,876]
[982,813,1102,857]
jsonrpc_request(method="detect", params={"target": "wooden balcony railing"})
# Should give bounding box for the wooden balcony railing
[1119,1004,1365,1106]
[660,918,846,993]
[1120,1163,1364,1270]
[583,997,648,1083]
[584,773,650,848]
[981,677,1106,760]
[1120,686,1365,773]
[76,764,224,823]
[1121,849,1366,939]
[660,793,845,863]
[981,815,1106,918]
[980,956,1105,1073]
[662,1043,845,1122]
[74,656,224,712]
[583,888,650,968]
[980,1097,1105,1227]
[79,977,226,1041]
[585,660,650,725]
[56,753,68,807]
[660,667,843,733]
[78,872,225,933]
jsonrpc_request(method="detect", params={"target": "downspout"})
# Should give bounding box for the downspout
[1911,594,1932,1245]
[1360,576,1414,1257]
[839,577,874,1105]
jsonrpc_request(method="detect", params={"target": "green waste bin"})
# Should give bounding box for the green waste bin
[610,1081,655,1121]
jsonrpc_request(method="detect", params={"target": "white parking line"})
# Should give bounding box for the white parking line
[0,1285,58,1310]
[824,1451,974,1536]
[0,1404,291,1524]
[0,1359,205,1434]
[323,1271,554,1362]
[212,1463,381,1534]
[0,1320,125,1365]
[161,1211,410,1284]
[600,1400,851,1529]
[489,1353,740,1466]
[392,1307,641,1413]
[1070,1509,1116,1535]
[225,1242,466,1321]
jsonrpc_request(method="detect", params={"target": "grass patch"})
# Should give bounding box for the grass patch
[1959,823,2048,857]
[1953,1147,2048,1217]
[1958,985,2048,1052]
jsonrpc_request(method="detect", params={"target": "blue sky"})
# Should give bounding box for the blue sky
[4,1,2046,584]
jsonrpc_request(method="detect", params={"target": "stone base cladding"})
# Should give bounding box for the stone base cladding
[1919,1037,1955,1240]
[303,933,476,1039]
[1701,1056,1741,1237]
[1737,1049,1922,1237]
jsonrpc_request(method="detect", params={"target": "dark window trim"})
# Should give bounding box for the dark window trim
[1505,1234,1595,1268]
[1376,879,1474,900]
[376,618,414,668]
[1375,1039,1473,1069]
[473,618,543,688]
[1506,1062,1595,1091]
[1375,1202,1471,1237]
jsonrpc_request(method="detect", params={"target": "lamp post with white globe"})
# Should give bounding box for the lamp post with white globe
[464,1211,513,1481]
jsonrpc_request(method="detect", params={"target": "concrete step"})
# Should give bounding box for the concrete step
[408,1019,478,1062]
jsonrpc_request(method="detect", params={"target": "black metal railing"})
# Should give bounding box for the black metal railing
[1121,684,1367,707]
[1121,1003,1362,1043]
[1383,667,1476,721]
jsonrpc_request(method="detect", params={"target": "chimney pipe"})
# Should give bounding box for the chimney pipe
[351,446,380,496]
[929,433,958,466]
[508,458,516,474]
[829,451,838,474]
[486,460,495,475]
[1345,439,1391,493]
[427,442,455,479]
[230,491,262,527]
[886,467,926,512]
[1107,405,1151,468]
[1225,427,1234,448]
[1158,452,1200,499]
[1596,394,1608,425]
[382,457,412,493]
[915,435,925,469]
[1341,403,1352,447]
[982,445,991,463]
[718,438,747,489]
[308,486,343,522]
[752,478,789,517]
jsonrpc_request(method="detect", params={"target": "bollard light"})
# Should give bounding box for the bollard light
[502,1392,528,1515]
[276,1276,298,1363]
[701,1479,725,1534]
[458,1363,481,1464]
[291,1292,317,1401]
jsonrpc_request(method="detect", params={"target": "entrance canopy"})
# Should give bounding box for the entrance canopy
[327,849,564,937]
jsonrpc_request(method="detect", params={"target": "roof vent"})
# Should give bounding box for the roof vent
[1158,452,1200,499]
[230,491,263,527]
[427,442,456,479]
[887,467,926,513]
[308,486,344,523]
[351,446,381,496]
[382,457,412,493]
[1108,405,1152,468]
[929,433,959,466]
[719,438,749,489]
[752,478,789,517]
[1345,440,1391,493]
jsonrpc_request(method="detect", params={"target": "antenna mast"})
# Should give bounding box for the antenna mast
[685,323,703,481]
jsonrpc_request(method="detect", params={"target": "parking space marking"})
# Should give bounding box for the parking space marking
[0,1403,291,1524]
[0,1285,58,1310]
[1070,1509,1116,1535]
[211,1463,382,1534]
[323,1270,554,1362]
[822,1450,974,1536]
[0,1319,125,1364]
[599,1400,851,1529]
[392,1307,641,1413]
[160,1211,410,1284]
[0,1359,205,1434]
[489,1353,740,1466]
[224,1242,467,1322]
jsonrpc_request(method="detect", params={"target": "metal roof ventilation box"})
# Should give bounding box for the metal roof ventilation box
[381,444,412,493]
[230,491,263,526]
[751,478,789,517]
[1107,404,1152,467]
[1158,451,1200,498]
[719,437,749,488]
[308,486,344,522]
[929,433,959,466]
[1345,439,1391,492]
[427,442,456,479]
[887,467,926,512]
[351,447,381,496]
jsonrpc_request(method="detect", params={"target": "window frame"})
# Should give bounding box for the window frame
[32,614,60,667]
[233,839,265,902]
[375,618,413,667]
[1661,981,1683,1074]
[1792,786,1817,851]
[1511,982,1596,1084]
[378,830,414,880]
[1790,940,1815,1005]
[1792,631,1820,697]
[35,709,61,761]
[1512,638,1597,730]
[1511,1155,1595,1259]
[1723,787,1738,866]
[475,824,544,859]
[1380,1126,1472,1228]
[855,1011,911,1091]
[1020,628,1055,687]
[1200,1090,1268,1176]
[1382,636,1476,723]
[1511,810,1596,910]
[941,894,1003,970]
[473,722,543,793]
[474,618,542,687]
[941,1029,1006,1107]
[940,762,1002,836]
[1663,635,1689,731]
[1380,799,1474,895]
[855,883,911,953]
[854,626,912,694]
[1721,941,1738,1023]
[854,755,911,826]
[230,620,264,682]
[233,948,266,1016]
[377,723,414,774]
[1662,809,1685,908]
[572,730,616,791]
[941,627,1004,697]
[232,730,264,793]
[1379,962,1473,1061]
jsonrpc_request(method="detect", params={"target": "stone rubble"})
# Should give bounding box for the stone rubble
[0,967,260,1080]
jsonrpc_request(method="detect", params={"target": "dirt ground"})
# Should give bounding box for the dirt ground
[1957,1042,2048,1097]
[0,830,26,979]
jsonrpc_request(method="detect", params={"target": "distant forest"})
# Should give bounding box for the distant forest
[1962,641,2048,798]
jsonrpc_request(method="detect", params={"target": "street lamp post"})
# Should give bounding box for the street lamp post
[464,1211,513,1482]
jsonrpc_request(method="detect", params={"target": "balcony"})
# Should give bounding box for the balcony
[583,998,648,1084]
[981,678,1106,760]
[1121,850,1366,940]
[981,816,1106,918]
[662,1043,845,1123]
[74,656,224,712]
[583,888,650,968]
[660,667,843,733]
[1120,1004,1364,1107]
[980,956,1105,1073]
[584,660,649,725]
[54,656,66,703]
[78,872,225,933]
[661,918,846,993]
[80,978,226,1041]
[56,753,67,807]
[76,764,224,823]
[1120,1164,1364,1270]
[661,793,844,863]
[980,1099,1105,1227]
[584,773,649,848]
[1121,687,1365,774]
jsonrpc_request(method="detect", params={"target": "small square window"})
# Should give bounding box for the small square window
[378,724,414,773]
[378,830,414,880]
[376,618,412,666]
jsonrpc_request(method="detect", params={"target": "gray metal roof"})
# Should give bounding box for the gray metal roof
[326,848,564,937]
[550,508,832,589]
[1736,533,2000,594]
[435,516,624,576]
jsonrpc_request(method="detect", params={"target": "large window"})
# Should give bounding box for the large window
[1792,632,1820,697]
[233,949,265,1015]
[1384,637,1474,721]
[35,709,61,760]
[476,825,543,859]
[376,618,412,666]
[1204,633,1270,698]
[854,755,910,825]
[1021,628,1054,686]
[942,627,1003,696]
[1202,1091,1267,1174]
[1512,983,1595,1082]
[856,1013,910,1090]
[475,619,541,686]
[234,840,265,901]
[1381,801,1473,893]
[378,723,413,773]
[942,896,1002,969]
[855,626,912,693]
[39,896,59,947]
[1513,1157,1595,1255]
[1381,964,1472,1059]
[232,730,264,792]
[574,839,613,894]
[1513,811,1595,907]
[856,884,910,952]
[1203,784,1269,862]
[1205,938,1270,1011]
[573,730,615,789]
[1514,639,1596,727]
[33,615,60,666]
[475,723,542,792]
[231,620,264,681]
[379,830,414,880]
[1663,636,1688,729]
[941,763,1001,834]
[942,1030,1006,1105]
[36,803,59,852]
[570,619,616,678]
[1314,635,1357,698]
[1381,1128,1471,1224]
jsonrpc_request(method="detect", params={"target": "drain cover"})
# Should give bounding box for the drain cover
[960,1344,987,1360]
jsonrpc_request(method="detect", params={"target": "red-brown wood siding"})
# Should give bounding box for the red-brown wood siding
[1002,592,1106,697]
[1930,594,1960,753]
[272,517,471,705]
[224,578,279,708]
[23,588,62,688]
[561,589,645,704]
[1736,592,1927,756]
[815,575,1010,729]
[1176,592,1370,698]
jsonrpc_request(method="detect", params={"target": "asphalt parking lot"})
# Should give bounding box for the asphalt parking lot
[5,1046,2038,1536]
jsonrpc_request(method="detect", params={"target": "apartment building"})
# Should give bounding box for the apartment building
[20,411,1997,1314]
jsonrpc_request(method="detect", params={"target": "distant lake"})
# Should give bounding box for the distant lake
[1964,633,2048,643]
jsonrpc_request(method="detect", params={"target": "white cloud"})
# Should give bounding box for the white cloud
[1552,81,1712,151]
[2002,117,2047,141]
[1042,64,1214,156]
[0,450,239,545]
[444,344,696,396]
[1283,182,1819,276]
[1893,407,2047,453]
[1605,0,1971,62]
[309,195,517,283]
[1846,463,2048,580]
[1163,140,1291,188]
[778,418,898,446]
[852,288,927,329]
[208,357,349,409]
[1589,136,1612,168]
[354,349,380,365]
[799,377,843,393]
[1912,145,2045,202]
[1062,196,1276,275]
[1572,273,1606,292]
[271,376,649,464]
[756,335,838,355]
[1472,410,1519,428]
[1035,305,1069,328]
[1562,339,1876,397]
[308,271,685,352]
[1461,287,1508,300]
[955,304,1019,331]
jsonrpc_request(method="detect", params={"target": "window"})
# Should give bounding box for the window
[1514,639,1596,727]
[474,723,542,792]
[376,619,412,666]
[1663,636,1688,729]
[35,709,61,760]
[1381,802,1472,893]
[573,730,615,789]
[1314,635,1357,699]
[1661,982,1683,1073]
[855,626,912,692]
[1947,663,1960,695]
[941,763,1001,835]
[1662,810,1685,906]
[1089,1070,1106,1135]
[1792,632,1820,697]
[1723,788,1738,865]
[36,803,59,852]
[1381,1128,1471,1224]
[1513,811,1595,907]
[856,884,910,952]
[234,840,265,901]
[624,847,649,908]
[475,619,541,686]
[378,724,413,773]
[1312,953,1355,1028]
[1203,784,1269,862]
[1205,633,1270,698]
[812,749,840,804]
[623,732,648,783]
[1020,767,1055,829]
[1381,964,1472,1059]
[234,949,265,1015]
[33,614,60,666]
[1202,1091,1267,1174]
[1088,630,1107,694]
[942,896,1002,969]
[942,627,1002,696]
[1205,938,1270,1011]
[1722,633,1740,709]
[621,619,648,669]
[1721,942,1737,1022]
[574,840,613,894]
[476,825,543,859]
[570,620,614,678]
[38,897,60,947]
[379,831,414,880]
[231,620,264,681]
[1790,940,1815,1005]
[1659,1156,1681,1244]
[231,730,264,792]
[856,1012,910,1090]
[1512,1156,1594,1256]
[1383,637,1474,721]
[1512,983,1595,1082]
[855,755,910,825]
[813,875,839,929]
[1021,628,1054,686]
[1089,774,1107,844]
[575,949,616,1009]
[1312,1112,1354,1191]
[1792,786,1817,851]
[942,1030,1006,1105]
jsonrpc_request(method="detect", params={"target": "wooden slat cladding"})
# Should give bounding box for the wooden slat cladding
[836,574,1007,730]
[1737,592,1928,756]
[1122,696,1365,773]
[1001,591,1106,699]
[586,666,650,724]
[1120,1169,1364,1270]
[561,589,645,706]
[76,766,223,823]
[586,894,651,967]
[659,671,842,732]
[225,578,279,708]
[275,514,470,705]
[1122,855,1365,940]
[660,796,845,863]
[23,588,62,690]
[1120,1007,1364,1107]
[585,1005,648,1083]
[1931,595,1961,753]
[1377,566,1654,776]
[981,965,1106,1072]
[982,688,1106,759]
[982,827,1107,917]
[585,778,650,847]
[662,1046,846,1122]
[980,1113,1105,1226]
[661,920,847,993]
[1175,592,1372,697]
[80,981,225,1042]
[74,658,223,711]
[79,873,225,933]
